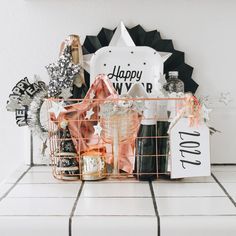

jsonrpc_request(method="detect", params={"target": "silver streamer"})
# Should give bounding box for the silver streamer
[6,97,23,111]
[20,94,32,106]
[99,95,144,117]
[27,90,48,139]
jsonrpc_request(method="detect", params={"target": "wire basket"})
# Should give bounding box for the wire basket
[47,97,184,181]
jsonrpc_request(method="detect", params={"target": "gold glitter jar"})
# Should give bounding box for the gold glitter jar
[80,149,106,180]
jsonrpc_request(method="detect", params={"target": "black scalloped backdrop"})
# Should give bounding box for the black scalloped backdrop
[73,24,199,98]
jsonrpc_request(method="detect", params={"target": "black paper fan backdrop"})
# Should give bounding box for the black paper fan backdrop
[78,24,198,97]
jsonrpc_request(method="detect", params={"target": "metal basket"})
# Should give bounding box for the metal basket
[47,97,184,181]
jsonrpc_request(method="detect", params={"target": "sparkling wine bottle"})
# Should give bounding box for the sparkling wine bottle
[158,71,184,179]
[61,35,87,99]
[135,100,157,181]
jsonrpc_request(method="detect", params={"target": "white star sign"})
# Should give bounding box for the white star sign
[48,101,66,118]
[85,108,94,119]
[93,122,102,136]
[82,21,172,73]
[109,21,135,47]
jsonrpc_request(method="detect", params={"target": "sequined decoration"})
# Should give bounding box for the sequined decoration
[46,44,80,97]
[59,128,76,153]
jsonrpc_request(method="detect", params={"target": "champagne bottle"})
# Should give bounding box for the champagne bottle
[60,35,87,99]
[135,100,157,181]
[158,71,184,179]
[70,35,88,99]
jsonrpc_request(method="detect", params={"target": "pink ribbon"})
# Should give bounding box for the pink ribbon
[184,93,202,127]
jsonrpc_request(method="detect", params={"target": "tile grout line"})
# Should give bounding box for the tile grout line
[1,214,236,217]
[211,173,236,207]
[0,166,32,202]
[211,164,236,166]
[69,181,85,236]
[6,195,228,199]
[149,181,160,236]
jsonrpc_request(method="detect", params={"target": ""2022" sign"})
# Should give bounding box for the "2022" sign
[170,118,210,178]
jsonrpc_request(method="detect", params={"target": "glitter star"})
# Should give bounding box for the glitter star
[159,73,167,86]
[59,87,72,99]
[48,101,66,118]
[219,92,232,105]
[85,108,94,119]
[59,119,68,129]
[202,104,212,121]
[46,44,80,97]
[199,95,212,107]
[90,90,95,99]
[93,122,102,136]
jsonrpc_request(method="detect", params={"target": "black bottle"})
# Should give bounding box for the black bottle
[158,71,185,179]
[135,101,157,181]
[157,121,170,179]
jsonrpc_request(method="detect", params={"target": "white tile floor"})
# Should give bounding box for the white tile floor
[153,182,225,197]
[0,197,76,216]
[81,182,151,197]
[75,197,155,216]
[0,165,235,236]
[8,183,81,198]
[72,216,157,236]
[157,197,236,216]
[161,216,236,236]
[212,172,236,183]
[0,216,69,236]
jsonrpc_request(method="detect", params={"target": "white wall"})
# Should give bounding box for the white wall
[0,0,235,182]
